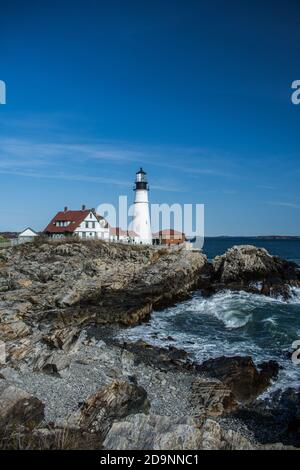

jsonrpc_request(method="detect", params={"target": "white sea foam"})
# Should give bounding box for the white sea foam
[288,287,300,304]
[262,317,277,326]
[118,287,300,392]
[185,291,254,329]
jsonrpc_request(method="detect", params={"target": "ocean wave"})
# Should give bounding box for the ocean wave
[287,287,300,304]
[202,288,300,327]
[118,287,300,393]
[186,291,254,329]
[182,289,294,329]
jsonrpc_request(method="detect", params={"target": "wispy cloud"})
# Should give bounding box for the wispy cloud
[258,185,277,190]
[0,166,183,192]
[0,138,143,165]
[0,167,132,187]
[0,135,235,188]
[265,201,300,209]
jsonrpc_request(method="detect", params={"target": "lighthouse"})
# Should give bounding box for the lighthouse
[131,168,152,245]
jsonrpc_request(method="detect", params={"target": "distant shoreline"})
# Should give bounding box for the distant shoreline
[205,236,300,240]
[1,232,300,241]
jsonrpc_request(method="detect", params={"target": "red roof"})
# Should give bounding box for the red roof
[44,209,91,234]
[110,227,138,238]
[110,227,126,236]
[153,229,185,239]
[127,230,138,238]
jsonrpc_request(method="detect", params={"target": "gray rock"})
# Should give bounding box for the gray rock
[212,245,300,297]
[197,356,280,402]
[69,379,150,438]
[103,413,202,450]
[191,377,237,417]
[103,414,258,450]
[0,385,45,429]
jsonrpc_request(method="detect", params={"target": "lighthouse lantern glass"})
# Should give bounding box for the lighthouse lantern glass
[136,168,147,183]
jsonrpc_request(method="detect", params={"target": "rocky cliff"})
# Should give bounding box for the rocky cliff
[212,245,300,298]
[0,239,299,450]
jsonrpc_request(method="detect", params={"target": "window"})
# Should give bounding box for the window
[82,232,86,238]
[85,221,89,228]
[92,222,95,228]
[90,213,93,219]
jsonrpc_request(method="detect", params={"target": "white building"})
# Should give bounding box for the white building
[44,205,109,240]
[130,168,152,245]
[18,227,39,243]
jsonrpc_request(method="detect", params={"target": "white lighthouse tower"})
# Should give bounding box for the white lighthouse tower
[131,168,152,245]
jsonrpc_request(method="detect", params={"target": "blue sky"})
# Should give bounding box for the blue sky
[0,0,300,235]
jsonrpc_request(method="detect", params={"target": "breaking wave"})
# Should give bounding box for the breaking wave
[118,288,300,393]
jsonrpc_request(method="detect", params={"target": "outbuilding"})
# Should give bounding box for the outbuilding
[152,229,185,246]
[18,227,39,243]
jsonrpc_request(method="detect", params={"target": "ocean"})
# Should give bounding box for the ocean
[119,238,300,394]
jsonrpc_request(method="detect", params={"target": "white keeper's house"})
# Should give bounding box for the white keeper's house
[44,205,109,240]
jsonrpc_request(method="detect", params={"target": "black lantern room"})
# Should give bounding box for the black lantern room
[134,167,149,191]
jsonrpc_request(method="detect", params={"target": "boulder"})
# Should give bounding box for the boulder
[212,245,300,297]
[197,356,279,401]
[70,380,149,438]
[34,351,72,374]
[0,320,31,341]
[233,387,300,447]
[0,385,44,429]
[103,414,257,450]
[42,327,80,352]
[200,419,255,450]
[103,414,203,450]
[191,377,237,417]
[123,340,192,371]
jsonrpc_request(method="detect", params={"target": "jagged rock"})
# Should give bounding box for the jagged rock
[97,250,208,325]
[122,340,192,371]
[69,380,149,438]
[212,245,300,297]
[233,387,300,447]
[197,356,279,401]
[103,413,203,450]
[200,419,256,450]
[0,240,298,450]
[103,414,258,450]
[55,279,102,308]
[191,377,237,417]
[42,327,80,352]
[34,351,72,373]
[0,241,208,334]
[0,385,44,429]
[6,331,43,363]
[0,320,31,341]
[104,413,298,450]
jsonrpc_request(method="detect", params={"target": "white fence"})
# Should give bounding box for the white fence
[0,237,36,249]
